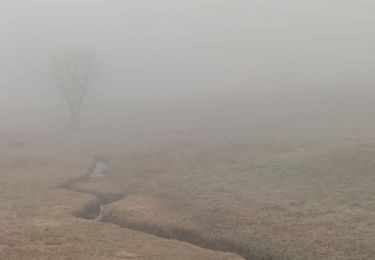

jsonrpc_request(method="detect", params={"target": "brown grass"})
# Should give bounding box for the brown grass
[4,128,375,259]
[99,129,375,259]
[0,146,244,260]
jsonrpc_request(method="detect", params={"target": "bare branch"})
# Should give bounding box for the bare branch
[50,50,96,130]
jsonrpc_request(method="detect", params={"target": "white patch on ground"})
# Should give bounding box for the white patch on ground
[91,162,108,178]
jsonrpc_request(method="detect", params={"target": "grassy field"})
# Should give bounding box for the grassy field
[0,145,243,260]
[2,128,375,259]
[91,128,375,259]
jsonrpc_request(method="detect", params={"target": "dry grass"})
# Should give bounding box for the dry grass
[3,128,375,259]
[0,145,244,260]
[99,129,375,259]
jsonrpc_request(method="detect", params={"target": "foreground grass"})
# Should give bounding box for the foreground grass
[0,146,243,260]
[97,129,375,259]
[5,128,374,259]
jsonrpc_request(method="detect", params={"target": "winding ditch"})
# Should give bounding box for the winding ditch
[64,159,286,260]
[64,160,123,220]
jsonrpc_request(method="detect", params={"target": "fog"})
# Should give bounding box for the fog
[2,0,375,136]
[4,2,375,259]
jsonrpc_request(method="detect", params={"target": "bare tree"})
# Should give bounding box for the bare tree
[51,51,95,130]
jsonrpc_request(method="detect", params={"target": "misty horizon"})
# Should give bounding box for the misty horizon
[1,0,375,134]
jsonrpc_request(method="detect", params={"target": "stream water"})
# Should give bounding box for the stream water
[90,161,108,220]
[67,160,256,259]
[91,162,108,178]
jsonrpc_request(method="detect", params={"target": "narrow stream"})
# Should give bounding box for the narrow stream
[90,161,108,220]
[65,160,282,260]
[66,160,123,221]
[91,162,108,178]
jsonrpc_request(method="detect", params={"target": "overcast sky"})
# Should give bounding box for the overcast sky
[1,0,375,133]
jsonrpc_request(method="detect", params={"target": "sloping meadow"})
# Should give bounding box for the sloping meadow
[102,129,375,259]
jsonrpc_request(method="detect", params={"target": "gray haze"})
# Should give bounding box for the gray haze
[1,0,375,136]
